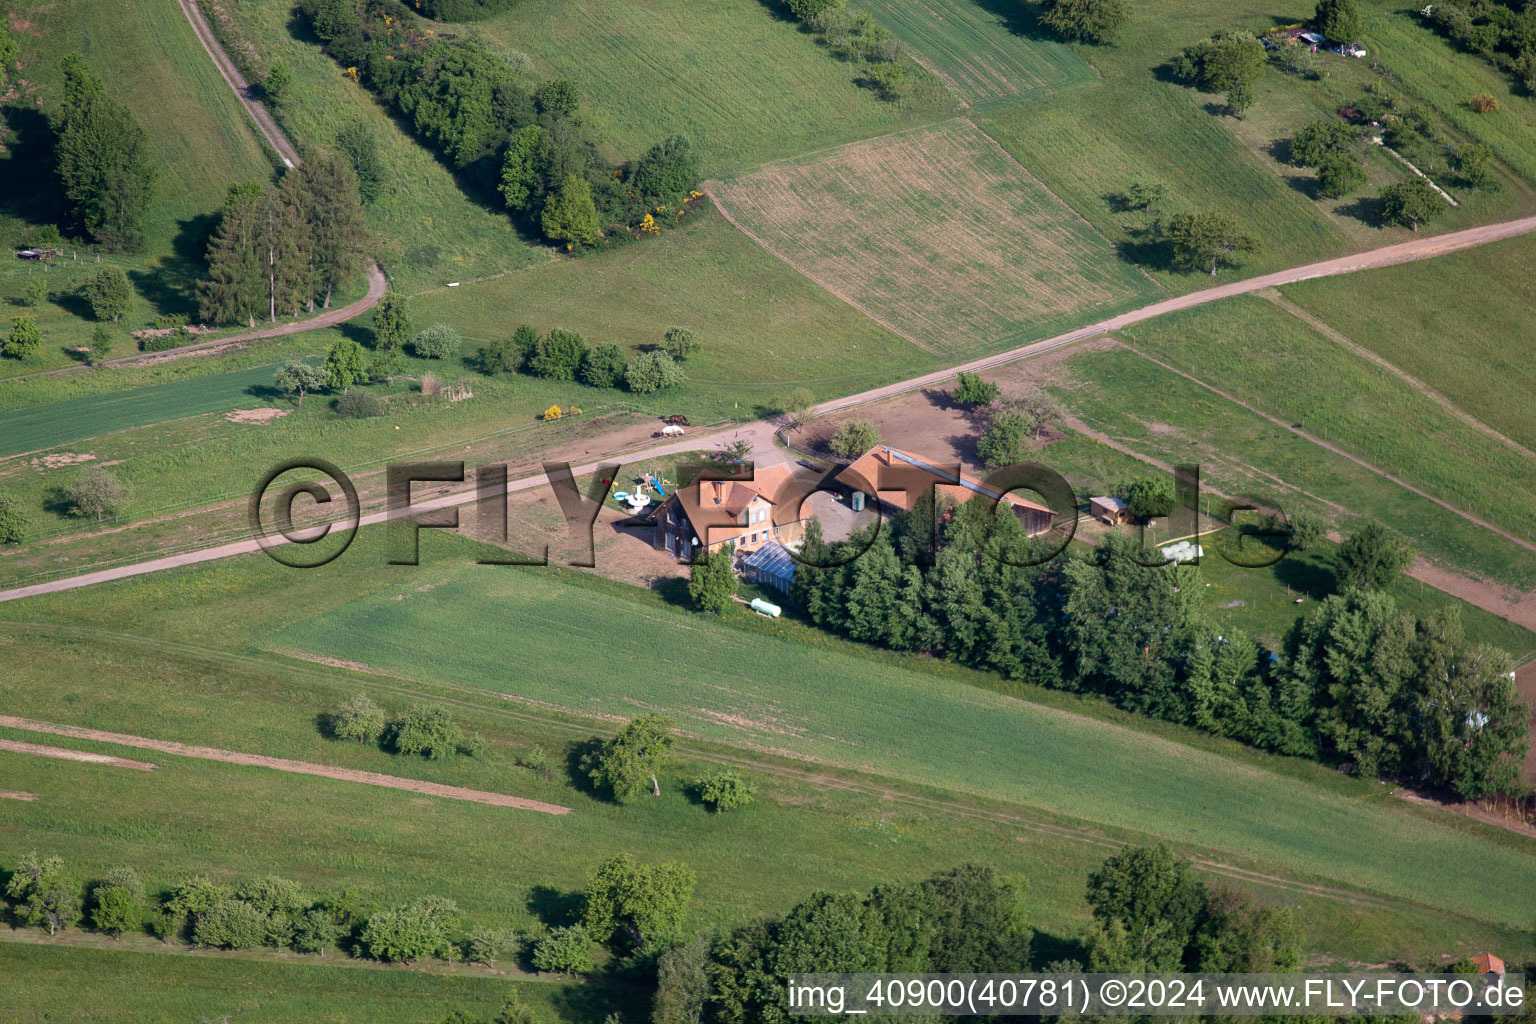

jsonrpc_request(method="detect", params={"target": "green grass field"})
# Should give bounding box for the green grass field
[473,0,953,177]
[1279,235,1536,453]
[1113,294,1536,546]
[711,118,1161,355]
[1050,344,1536,589]
[979,0,1534,293]
[847,0,1096,110]
[228,545,1536,925]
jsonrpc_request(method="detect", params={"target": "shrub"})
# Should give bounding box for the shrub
[410,322,463,359]
[138,333,181,353]
[0,496,30,544]
[330,693,386,744]
[193,898,269,950]
[579,343,626,388]
[829,419,879,458]
[696,770,757,812]
[90,867,143,939]
[786,0,846,21]
[624,350,685,393]
[335,390,386,419]
[532,924,596,974]
[976,410,1031,469]
[89,324,116,363]
[1287,510,1326,551]
[391,704,465,759]
[1469,93,1499,113]
[530,328,589,380]
[336,120,384,205]
[4,315,42,359]
[950,371,1000,408]
[1315,152,1367,198]
[21,276,45,307]
[632,136,701,205]
[1122,476,1176,519]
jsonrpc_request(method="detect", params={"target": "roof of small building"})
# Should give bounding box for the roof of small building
[1471,953,1505,975]
[1090,495,1129,510]
[743,540,797,580]
[840,445,1054,516]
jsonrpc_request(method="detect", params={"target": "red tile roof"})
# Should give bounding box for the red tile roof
[840,445,1055,516]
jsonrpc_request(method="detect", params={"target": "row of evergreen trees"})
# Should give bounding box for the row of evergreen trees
[298,0,701,247]
[787,495,1528,799]
[197,150,369,326]
[52,54,157,251]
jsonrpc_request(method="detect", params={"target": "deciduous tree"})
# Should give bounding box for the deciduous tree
[688,542,738,614]
[829,419,879,458]
[950,371,1000,408]
[1315,0,1362,43]
[588,713,676,802]
[1040,0,1131,44]
[1335,521,1413,591]
[275,360,329,406]
[63,465,130,520]
[4,315,41,359]
[5,851,81,936]
[1379,177,1441,231]
[582,852,696,954]
[324,339,368,391]
[541,174,602,247]
[1164,209,1258,275]
[330,692,386,744]
[372,290,413,353]
[625,350,685,393]
[531,328,589,381]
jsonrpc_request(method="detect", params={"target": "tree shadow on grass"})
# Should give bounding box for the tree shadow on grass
[526,884,584,929]
[0,108,68,235]
[971,0,1057,41]
[1115,224,1173,273]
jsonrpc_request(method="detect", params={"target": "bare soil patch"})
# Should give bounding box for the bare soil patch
[0,790,39,801]
[0,716,571,815]
[30,452,96,470]
[224,407,290,424]
[709,119,1150,356]
[0,738,157,771]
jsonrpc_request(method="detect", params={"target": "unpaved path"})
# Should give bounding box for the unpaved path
[0,0,391,385]
[0,738,157,771]
[0,716,571,814]
[1259,289,1535,462]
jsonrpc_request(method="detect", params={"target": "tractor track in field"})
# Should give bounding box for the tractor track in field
[0,714,571,814]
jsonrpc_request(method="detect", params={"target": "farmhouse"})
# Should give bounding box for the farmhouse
[838,445,1056,536]
[1090,495,1131,526]
[652,462,809,560]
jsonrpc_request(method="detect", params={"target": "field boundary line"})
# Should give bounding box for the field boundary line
[709,115,970,180]
[703,187,941,354]
[1110,339,1536,554]
[0,716,572,814]
[1259,289,1535,462]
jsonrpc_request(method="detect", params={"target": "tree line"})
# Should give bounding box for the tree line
[198,150,369,326]
[478,323,697,394]
[782,495,1528,800]
[1423,0,1536,94]
[299,0,702,249]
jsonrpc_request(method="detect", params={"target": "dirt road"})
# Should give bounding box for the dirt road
[0,715,572,814]
[177,0,298,168]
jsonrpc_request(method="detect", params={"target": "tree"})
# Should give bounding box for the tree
[533,924,596,974]
[1174,31,1266,115]
[21,276,46,307]
[500,124,549,213]
[588,713,676,802]
[1289,118,1360,167]
[4,315,42,359]
[1193,886,1300,972]
[976,410,1031,469]
[0,496,30,544]
[331,693,386,744]
[324,339,368,391]
[582,853,696,955]
[292,907,344,955]
[5,851,81,936]
[531,328,589,381]
[625,351,685,393]
[580,343,627,388]
[357,896,459,962]
[391,704,465,759]
[1125,178,1169,215]
[1456,142,1495,189]
[829,420,879,458]
[53,54,157,250]
[653,935,713,1024]
[480,325,537,375]
[697,769,757,812]
[1164,209,1257,275]
[782,386,815,431]
[688,541,738,613]
[275,360,329,407]
[534,78,581,121]
[1315,0,1362,43]
[410,322,463,359]
[1316,152,1368,198]
[199,186,267,326]
[661,326,700,361]
[90,866,143,939]
[1013,386,1065,438]
[1379,178,1441,232]
[0,19,16,90]
[1335,522,1413,591]
[950,372,1000,408]
[336,119,384,205]
[1084,845,1206,970]
[542,174,602,247]
[89,324,116,364]
[1040,0,1131,44]
[632,135,701,204]
[1122,476,1175,519]
[1287,509,1325,551]
[292,149,369,307]
[786,0,845,21]
[64,466,130,520]
[373,290,413,353]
